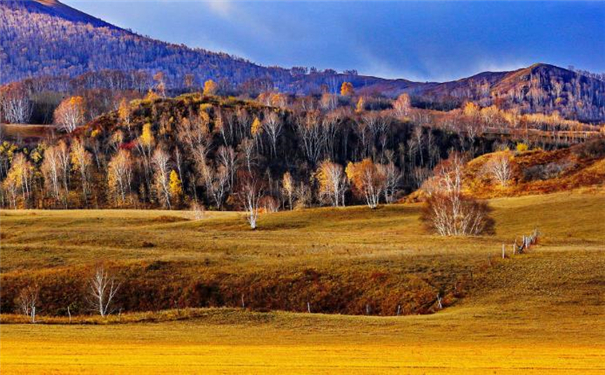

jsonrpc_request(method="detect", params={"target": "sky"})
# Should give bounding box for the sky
[63,1,605,82]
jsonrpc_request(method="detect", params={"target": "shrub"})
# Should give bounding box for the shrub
[423,193,494,236]
[516,143,529,152]
[573,138,605,159]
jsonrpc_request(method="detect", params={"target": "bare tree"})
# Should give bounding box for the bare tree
[316,160,347,207]
[422,153,492,236]
[239,172,264,229]
[17,285,40,323]
[152,147,171,209]
[41,145,63,204]
[217,145,237,189]
[0,84,32,124]
[295,180,312,209]
[381,158,401,204]
[202,164,229,210]
[263,111,283,156]
[70,139,92,201]
[88,267,120,317]
[54,97,86,133]
[484,151,513,187]
[107,149,133,204]
[296,111,324,164]
[237,138,256,173]
[56,141,71,198]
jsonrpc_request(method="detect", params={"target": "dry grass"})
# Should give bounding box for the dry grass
[0,123,57,141]
[1,191,604,374]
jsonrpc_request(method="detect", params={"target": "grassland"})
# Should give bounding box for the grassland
[1,191,604,374]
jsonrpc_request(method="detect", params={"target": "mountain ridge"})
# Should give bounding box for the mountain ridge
[1,1,605,121]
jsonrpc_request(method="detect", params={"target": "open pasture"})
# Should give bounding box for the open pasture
[1,192,604,374]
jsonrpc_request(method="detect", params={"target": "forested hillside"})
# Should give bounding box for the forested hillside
[0,0,392,95]
[416,64,605,122]
[2,1,605,122]
[2,89,601,212]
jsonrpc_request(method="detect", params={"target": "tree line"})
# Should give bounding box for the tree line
[1,86,597,228]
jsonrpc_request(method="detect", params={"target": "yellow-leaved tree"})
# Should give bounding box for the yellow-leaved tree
[203,79,218,95]
[316,160,347,207]
[169,170,183,204]
[251,117,263,137]
[54,96,86,133]
[356,97,365,113]
[340,82,354,97]
[118,98,131,129]
[136,123,155,189]
[345,158,386,209]
[70,138,92,203]
[282,171,294,210]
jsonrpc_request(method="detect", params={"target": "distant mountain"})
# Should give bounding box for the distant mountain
[0,0,395,94]
[1,0,604,121]
[415,64,605,122]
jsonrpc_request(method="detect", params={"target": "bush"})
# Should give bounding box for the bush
[573,138,605,159]
[423,193,494,236]
[516,143,529,152]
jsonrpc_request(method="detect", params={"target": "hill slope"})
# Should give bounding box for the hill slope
[0,0,405,94]
[1,1,605,121]
[407,138,605,202]
[418,63,605,122]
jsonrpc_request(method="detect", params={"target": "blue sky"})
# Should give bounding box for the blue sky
[64,1,605,82]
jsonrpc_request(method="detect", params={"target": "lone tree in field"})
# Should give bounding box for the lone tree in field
[17,284,40,323]
[422,153,492,236]
[238,172,264,230]
[484,151,513,187]
[88,266,120,317]
[54,96,86,133]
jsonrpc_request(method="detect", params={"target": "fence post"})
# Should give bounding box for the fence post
[502,244,506,259]
[307,302,311,313]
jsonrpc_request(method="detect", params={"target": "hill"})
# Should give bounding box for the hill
[415,63,605,122]
[406,138,605,202]
[463,138,605,198]
[0,0,401,95]
[2,1,605,121]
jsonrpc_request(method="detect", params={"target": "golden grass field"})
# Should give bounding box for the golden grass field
[1,191,604,374]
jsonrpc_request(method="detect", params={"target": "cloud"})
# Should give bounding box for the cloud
[206,0,233,18]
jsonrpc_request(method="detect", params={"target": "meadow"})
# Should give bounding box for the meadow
[1,191,604,374]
